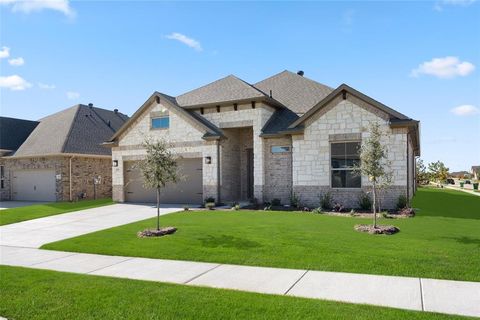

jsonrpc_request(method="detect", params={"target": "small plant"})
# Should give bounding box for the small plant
[357,192,372,211]
[290,193,300,208]
[205,202,215,210]
[271,198,281,206]
[264,204,272,211]
[205,197,215,204]
[183,205,190,211]
[319,192,332,210]
[235,204,240,210]
[396,194,408,210]
[312,207,324,214]
[302,207,311,212]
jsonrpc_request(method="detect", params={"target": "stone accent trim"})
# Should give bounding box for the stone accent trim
[329,133,361,142]
[219,120,254,128]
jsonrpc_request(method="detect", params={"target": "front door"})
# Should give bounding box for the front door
[246,148,254,199]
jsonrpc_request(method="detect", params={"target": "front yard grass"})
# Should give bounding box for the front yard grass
[0,198,114,226]
[0,266,469,320]
[42,188,480,281]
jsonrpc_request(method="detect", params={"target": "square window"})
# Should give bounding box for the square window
[151,117,169,129]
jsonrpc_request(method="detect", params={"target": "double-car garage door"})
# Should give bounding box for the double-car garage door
[11,169,56,201]
[124,158,203,204]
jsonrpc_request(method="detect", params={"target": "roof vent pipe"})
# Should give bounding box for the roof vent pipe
[114,109,118,114]
[88,103,93,108]
[297,70,304,76]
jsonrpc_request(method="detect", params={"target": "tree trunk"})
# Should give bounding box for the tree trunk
[156,188,160,231]
[372,182,377,228]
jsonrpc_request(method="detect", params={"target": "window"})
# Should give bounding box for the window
[151,116,169,129]
[0,165,4,189]
[271,146,291,153]
[331,142,361,188]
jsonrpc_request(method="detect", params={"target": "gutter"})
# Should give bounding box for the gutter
[69,156,74,202]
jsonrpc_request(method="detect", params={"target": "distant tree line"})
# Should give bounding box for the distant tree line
[416,159,450,185]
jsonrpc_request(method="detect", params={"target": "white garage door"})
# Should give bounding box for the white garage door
[124,158,203,204]
[12,170,56,201]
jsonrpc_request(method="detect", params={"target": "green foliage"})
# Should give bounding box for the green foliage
[290,193,300,208]
[312,207,324,214]
[319,192,332,210]
[428,161,449,184]
[205,197,215,204]
[357,192,372,211]
[271,198,281,206]
[396,195,408,210]
[416,158,430,185]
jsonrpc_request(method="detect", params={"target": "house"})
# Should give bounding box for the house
[472,166,480,180]
[106,70,420,209]
[0,104,128,202]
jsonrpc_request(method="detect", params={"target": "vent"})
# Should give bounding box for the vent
[297,70,304,76]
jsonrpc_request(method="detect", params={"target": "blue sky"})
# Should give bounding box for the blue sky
[1,1,479,171]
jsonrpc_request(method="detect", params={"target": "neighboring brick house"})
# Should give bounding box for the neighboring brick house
[106,70,420,209]
[0,105,128,201]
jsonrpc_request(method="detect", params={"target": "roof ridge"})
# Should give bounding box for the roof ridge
[176,74,235,99]
[232,75,270,98]
[60,105,81,153]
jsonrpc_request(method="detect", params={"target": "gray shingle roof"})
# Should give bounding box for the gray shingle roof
[0,117,39,153]
[176,75,267,107]
[254,70,333,115]
[14,105,128,157]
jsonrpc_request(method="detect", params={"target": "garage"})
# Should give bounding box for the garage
[12,169,57,201]
[124,158,203,204]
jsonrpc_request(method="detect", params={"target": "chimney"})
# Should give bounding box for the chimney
[297,70,304,76]
[114,109,118,114]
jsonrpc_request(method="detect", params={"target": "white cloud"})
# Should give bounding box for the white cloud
[0,0,75,17]
[0,74,32,90]
[0,46,10,59]
[66,91,80,99]
[451,104,480,116]
[410,56,475,78]
[165,33,202,51]
[38,82,55,89]
[435,0,476,10]
[8,57,24,66]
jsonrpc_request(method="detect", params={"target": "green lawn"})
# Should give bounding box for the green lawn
[0,266,470,320]
[43,188,480,281]
[0,198,114,225]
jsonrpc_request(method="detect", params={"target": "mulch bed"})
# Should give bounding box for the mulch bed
[354,224,400,235]
[137,227,177,238]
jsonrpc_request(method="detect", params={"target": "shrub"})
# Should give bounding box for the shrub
[271,198,281,206]
[290,193,300,208]
[357,192,372,211]
[333,202,344,212]
[312,207,324,214]
[205,197,215,204]
[319,192,332,210]
[205,202,215,210]
[396,194,408,210]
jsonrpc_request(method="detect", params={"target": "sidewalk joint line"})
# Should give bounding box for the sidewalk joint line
[29,252,78,267]
[183,264,223,284]
[284,269,309,295]
[419,278,425,311]
[86,257,134,274]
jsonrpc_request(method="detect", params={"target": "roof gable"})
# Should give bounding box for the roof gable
[254,70,333,115]
[176,75,266,107]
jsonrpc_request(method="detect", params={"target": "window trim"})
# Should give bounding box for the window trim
[330,141,361,189]
[271,146,291,154]
[150,116,170,130]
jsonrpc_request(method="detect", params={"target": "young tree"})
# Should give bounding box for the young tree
[137,138,179,231]
[416,158,429,185]
[428,161,449,184]
[357,122,391,228]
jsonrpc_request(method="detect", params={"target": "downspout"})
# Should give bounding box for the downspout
[69,156,74,202]
[406,132,410,204]
[216,140,221,204]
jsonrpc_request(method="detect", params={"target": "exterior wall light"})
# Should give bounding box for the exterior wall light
[205,156,211,164]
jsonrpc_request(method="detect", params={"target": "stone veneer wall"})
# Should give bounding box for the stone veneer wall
[0,155,112,201]
[263,137,292,205]
[292,95,410,209]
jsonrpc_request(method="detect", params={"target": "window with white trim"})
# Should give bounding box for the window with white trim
[331,142,361,188]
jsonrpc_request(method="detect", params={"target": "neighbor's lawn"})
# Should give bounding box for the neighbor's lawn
[0,266,469,320]
[43,188,480,281]
[0,199,114,226]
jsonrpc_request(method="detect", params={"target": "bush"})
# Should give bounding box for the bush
[319,192,332,210]
[312,207,324,214]
[333,202,344,212]
[271,198,281,206]
[290,193,300,208]
[205,197,215,204]
[357,192,372,211]
[396,194,408,210]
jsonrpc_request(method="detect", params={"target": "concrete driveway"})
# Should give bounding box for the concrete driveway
[0,203,183,248]
[0,201,48,210]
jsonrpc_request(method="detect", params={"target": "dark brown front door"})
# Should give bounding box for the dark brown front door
[246,148,254,199]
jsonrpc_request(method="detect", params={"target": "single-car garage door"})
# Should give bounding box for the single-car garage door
[124,158,203,204]
[12,169,56,201]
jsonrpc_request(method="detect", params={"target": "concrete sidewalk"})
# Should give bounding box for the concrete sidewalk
[1,245,479,318]
[445,185,480,197]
